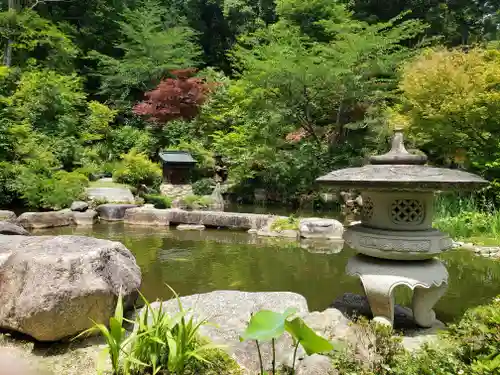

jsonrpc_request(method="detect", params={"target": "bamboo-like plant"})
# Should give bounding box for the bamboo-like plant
[164,285,221,374]
[73,292,145,375]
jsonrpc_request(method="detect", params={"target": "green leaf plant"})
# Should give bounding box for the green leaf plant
[73,291,146,375]
[240,308,335,375]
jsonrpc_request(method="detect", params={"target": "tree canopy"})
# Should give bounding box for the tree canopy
[0,0,499,208]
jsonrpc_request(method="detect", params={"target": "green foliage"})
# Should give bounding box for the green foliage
[181,194,214,210]
[192,178,215,196]
[269,217,299,232]
[15,168,88,210]
[143,194,172,209]
[113,151,162,189]
[81,101,117,143]
[449,297,500,374]
[74,293,139,375]
[241,308,334,374]
[433,194,500,240]
[91,0,201,104]
[127,287,224,375]
[0,10,78,71]
[331,297,500,375]
[400,48,500,202]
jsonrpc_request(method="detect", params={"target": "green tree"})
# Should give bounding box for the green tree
[399,47,500,200]
[90,0,201,105]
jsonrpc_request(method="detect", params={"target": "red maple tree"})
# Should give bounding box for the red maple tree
[133,69,211,124]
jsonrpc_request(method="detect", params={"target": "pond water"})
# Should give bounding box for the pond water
[37,223,500,323]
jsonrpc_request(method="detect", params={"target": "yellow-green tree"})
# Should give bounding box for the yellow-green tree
[399,48,500,197]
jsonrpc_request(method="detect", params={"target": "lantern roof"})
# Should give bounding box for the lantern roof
[316,130,487,191]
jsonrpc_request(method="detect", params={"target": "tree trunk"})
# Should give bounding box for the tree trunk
[4,0,19,67]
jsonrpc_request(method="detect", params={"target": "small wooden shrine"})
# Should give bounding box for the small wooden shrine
[159,151,196,184]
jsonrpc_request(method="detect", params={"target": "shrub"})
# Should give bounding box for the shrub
[448,296,500,374]
[15,168,88,210]
[330,296,500,375]
[143,194,172,209]
[192,178,215,196]
[113,151,162,189]
[400,48,500,202]
[182,194,214,210]
[86,287,237,375]
[270,217,299,232]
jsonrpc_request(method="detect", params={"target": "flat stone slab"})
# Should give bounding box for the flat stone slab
[124,207,170,226]
[166,209,272,230]
[97,204,138,221]
[137,291,312,374]
[86,187,135,204]
[16,210,74,229]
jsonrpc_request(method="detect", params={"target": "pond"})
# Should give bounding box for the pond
[37,223,500,323]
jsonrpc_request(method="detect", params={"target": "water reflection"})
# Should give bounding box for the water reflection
[36,223,500,322]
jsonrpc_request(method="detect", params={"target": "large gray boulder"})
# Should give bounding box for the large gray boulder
[16,210,74,229]
[0,210,16,223]
[86,187,135,204]
[299,218,344,240]
[123,207,170,226]
[137,291,341,374]
[0,235,141,341]
[72,210,98,226]
[97,204,138,221]
[0,222,29,236]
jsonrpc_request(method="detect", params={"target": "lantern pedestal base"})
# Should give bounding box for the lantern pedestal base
[346,255,448,328]
[344,224,453,260]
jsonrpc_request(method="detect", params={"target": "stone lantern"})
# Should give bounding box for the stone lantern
[317,130,487,327]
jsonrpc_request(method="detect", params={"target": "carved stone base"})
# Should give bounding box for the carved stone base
[344,224,452,260]
[346,255,448,328]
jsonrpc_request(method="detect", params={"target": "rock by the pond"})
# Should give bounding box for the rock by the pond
[257,217,299,238]
[138,291,310,374]
[0,210,16,223]
[70,201,89,212]
[0,222,29,236]
[123,207,170,226]
[166,209,271,230]
[295,354,337,375]
[97,204,138,221]
[16,210,74,229]
[0,235,141,341]
[72,210,98,226]
[176,224,206,231]
[299,218,344,240]
[86,186,135,204]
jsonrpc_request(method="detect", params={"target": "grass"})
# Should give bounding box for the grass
[433,193,500,244]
